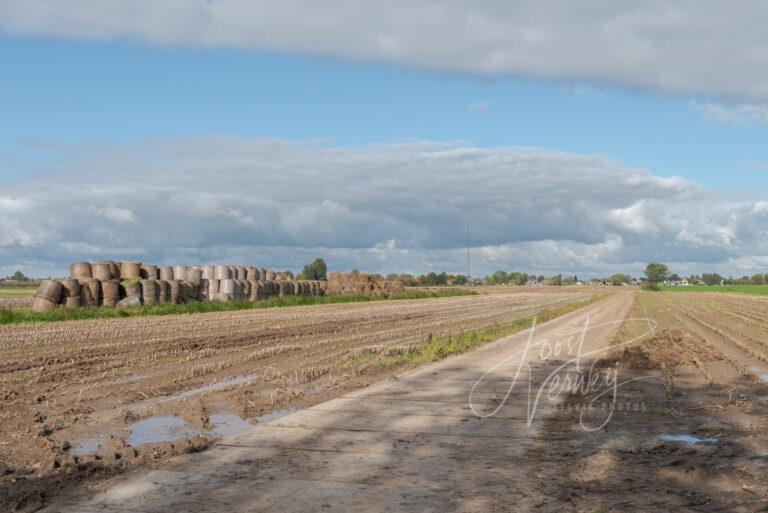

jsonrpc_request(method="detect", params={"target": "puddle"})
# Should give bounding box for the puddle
[749,367,768,382]
[255,407,301,424]
[73,435,110,456]
[127,416,199,446]
[208,413,253,438]
[111,374,149,385]
[658,434,717,445]
[160,374,260,403]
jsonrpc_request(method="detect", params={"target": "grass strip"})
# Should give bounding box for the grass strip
[354,294,604,369]
[0,289,476,325]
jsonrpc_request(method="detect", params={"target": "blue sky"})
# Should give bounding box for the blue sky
[2,1,768,278]
[3,36,767,192]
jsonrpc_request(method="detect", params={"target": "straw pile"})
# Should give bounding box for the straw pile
[326,272,404,297]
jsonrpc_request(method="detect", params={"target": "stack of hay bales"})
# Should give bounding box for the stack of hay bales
[33,260,334,311]
[326,272,404,297]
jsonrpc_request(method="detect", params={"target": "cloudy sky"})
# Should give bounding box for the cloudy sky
[2,1,768,278]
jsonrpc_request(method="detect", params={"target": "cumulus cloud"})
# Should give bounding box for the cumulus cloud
[1,1,768,100]
[692,102,768,125]
[469,100,492,118]
[1,136,767,278]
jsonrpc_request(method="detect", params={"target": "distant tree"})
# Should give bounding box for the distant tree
[302,258,328,280]
[11,270,29,281]
[453,274,468,285]
[421,272,439,286]
[536,275,545,283]
[398,274,418,286]
[702,273,723,286]
[644,263,669,290]
[550,274,562,286]
[486,270,509,285]
[752,274,766,285]
[668,273,681,282]
[609,273,631,286]
[283,270,294,280]
[386,273,399,281]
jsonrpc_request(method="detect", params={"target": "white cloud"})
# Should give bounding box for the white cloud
[469,100,492,118]
[2,1,768,100]
[692,102,768,125]
[1,136,767,278]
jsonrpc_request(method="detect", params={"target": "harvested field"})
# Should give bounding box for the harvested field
[0,288,596,511]
[525,291,768,511]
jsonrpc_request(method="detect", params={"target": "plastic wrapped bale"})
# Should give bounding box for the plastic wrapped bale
[141,279,158,306]
[159,266,174,281]
[100,280,120,307]
[120,262,142,280]
[32,280,63,312]
[69,262,92,280]
[117,296,142,308]
[140,265,158,279]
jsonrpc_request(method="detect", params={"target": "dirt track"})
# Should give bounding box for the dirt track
[39,291,635,512]
[0,288,594,511]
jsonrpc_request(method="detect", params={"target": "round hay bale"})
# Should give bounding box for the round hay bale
[59,279,81,299]
[120,262,141,280]
[213,266,230,280]
[102,261,120,279]
[32,296,58,312]
[100,280,120,307]
[173,266,188,281]
[69,262,92,279]
[159,266,174,280]
[266,270,276,281]
[208,279,221,295]
[200,279,210,301]
[91,263,112,280]
[202,266,215,280]
[220,279,236,294]
[65,296,81,309]
[235,266,246,280]
[156,280,170,303]
[278,281,288,297]
[79,282,95,307]
[117,296,141,308]
[242,280,253,299]
[185,282,199,302]
[247,281,258,301]
[169,280,182,304]
[187,268,203,285]
[35,280,63,303]
[140,265,158,279]
[80,279,101,306]
[245,267,257,281]
[120,280,141,299]
[141,279,158,306]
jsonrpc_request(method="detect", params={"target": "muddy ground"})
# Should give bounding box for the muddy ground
[0,287,593,511]
[516,291,768,512]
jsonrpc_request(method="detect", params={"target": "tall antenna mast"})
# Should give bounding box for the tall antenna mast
[466,223,470,279]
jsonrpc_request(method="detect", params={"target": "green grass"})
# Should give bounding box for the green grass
[0,287,37,296]
[0,288,477,325]
[660,284,768,296]
[357,295,603,369]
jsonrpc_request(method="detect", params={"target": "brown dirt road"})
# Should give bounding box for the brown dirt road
[41,291,636,512]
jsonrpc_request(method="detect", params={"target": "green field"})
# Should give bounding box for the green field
[0,288,476,325]
[0,287,37,296]
[660,284,768,296]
